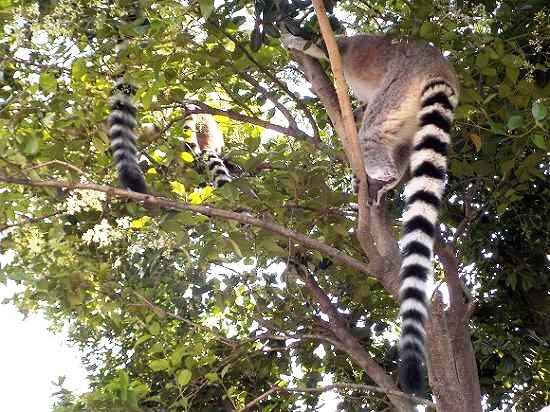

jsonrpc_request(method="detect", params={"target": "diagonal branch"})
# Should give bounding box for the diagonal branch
[291,263,411,411]
[222,30,321,143]
[287,45,401,297]
[239,72,300,131]
[0,211,61,233]
[131,291,237,347]
[0,174,371,276]
[238,381,435,412]
[180,99,312,141]
[278,383,434,408]
[311,0,367,186]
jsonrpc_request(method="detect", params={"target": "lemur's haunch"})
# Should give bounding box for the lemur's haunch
[183,114,232,189]
[282,34,459,395]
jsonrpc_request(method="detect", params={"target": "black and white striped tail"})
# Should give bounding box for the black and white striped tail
[205,151,232,188]
[107,80,147,193]
[398,80,458,395]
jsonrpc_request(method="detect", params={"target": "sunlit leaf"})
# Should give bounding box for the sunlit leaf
[198,0,214,19]
[180,152,195,163]
[176,369,192,386]
[130,216,152,229]
[39,72,57,93]
[170,181,186,196]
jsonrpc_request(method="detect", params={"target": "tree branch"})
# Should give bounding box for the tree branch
[131,291,237,347]
[222,30,321,143]
[0,211,61,233]
[0,174,371,277]
[453,189,473,244]
[286,52,401,296]
[180,99,311,141]
[239,72,300,131]
[277,383,435,408]
[25,160,92,180]
[311,0,367,185]
[435,239,481,412]
[237,382,435,412]
[291,263,411,411]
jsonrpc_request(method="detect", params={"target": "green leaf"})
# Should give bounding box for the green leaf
[23,136,40,155]
[221,363,231,378]
[148,321,160,336]
[170,345,187,367]
[176,369,192,386]
[180,152,194,163]
[39,71,57,93]
[532,102,547,121]
[0,0,12,10]
[198,0,214,19]
[228,238,243,258]
[71,58,87,81]
[205,372,218,382]
[149,359,170,372]
[506,272,517,290]
[531,135,546,150]
[506,115,523,130]
[475,53,489,69]
[505,66,519,83]
[130,216,152,229]
[246,135,261,152]
[170,181,186,196]
[419,22,435,39]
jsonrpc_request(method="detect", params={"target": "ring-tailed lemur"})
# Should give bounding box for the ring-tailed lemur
[183,114,232,188]
[282,33,459,395]
[107,5,148,193]
[107,78,147,193]
[107,5,231,192]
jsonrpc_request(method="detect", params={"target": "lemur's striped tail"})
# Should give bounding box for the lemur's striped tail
[107,80,147,193]
[205,151,232,188]
[398,80,458,395]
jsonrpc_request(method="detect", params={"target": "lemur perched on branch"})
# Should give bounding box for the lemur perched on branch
[282,32,459,395]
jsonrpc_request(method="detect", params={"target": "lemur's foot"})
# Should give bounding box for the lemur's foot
[367,177,397,206]
[280,32,308,51]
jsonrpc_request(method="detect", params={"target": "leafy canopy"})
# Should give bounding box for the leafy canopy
[0,0,548,411]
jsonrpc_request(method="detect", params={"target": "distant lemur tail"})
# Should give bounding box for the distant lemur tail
[398,80,458,395]
[107,80,147,193]
[205,151,232,188]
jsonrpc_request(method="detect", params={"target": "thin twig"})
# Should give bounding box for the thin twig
[279,383,434,407]
[0,211,61,233]
[132,291,237,347]
[237,387,278,412]
[237,382,435,411]
[181,99,311,141]
[240,72,300,131]
[26,160,92,180]
[290,262,408,410]
[453,189,473,243]
[222,30,321,143]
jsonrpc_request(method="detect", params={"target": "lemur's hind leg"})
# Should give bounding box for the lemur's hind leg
[358,84,415,205]
[362,137,401,205]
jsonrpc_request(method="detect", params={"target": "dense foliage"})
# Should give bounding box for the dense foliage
[0,0,548,411]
